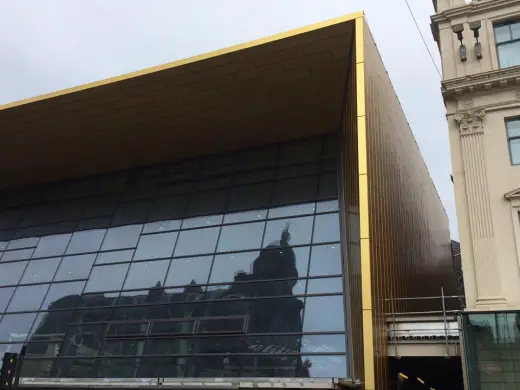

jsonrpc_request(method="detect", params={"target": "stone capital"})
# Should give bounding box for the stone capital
[454,109,485,136]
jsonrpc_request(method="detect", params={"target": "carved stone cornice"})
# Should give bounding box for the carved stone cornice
[505,187,520,200]
[431,0,520,24]
[454,108,485,135]
[441,66,520,100]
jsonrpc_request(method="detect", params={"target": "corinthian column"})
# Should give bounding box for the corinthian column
[454,109,505,307]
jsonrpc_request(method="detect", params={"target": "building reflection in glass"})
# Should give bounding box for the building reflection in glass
[464,312,520,388]
[0,135,347,379]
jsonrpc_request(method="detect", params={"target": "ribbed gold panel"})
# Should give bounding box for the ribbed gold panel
[340,39,363,381]
[357,19,454,390]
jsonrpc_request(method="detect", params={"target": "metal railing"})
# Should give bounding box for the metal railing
[386,288,465,359]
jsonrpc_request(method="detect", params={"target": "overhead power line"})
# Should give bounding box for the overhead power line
[403,0,442,79]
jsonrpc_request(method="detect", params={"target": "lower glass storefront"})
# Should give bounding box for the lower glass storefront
[0,134,349,379]
[463,312,520,389]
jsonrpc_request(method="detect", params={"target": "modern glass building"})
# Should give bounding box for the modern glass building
[0,12,455,390]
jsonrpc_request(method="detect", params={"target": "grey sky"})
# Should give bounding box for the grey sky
[0,0,457,239]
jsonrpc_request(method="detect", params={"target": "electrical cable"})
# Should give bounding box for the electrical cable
[404,0,443,78]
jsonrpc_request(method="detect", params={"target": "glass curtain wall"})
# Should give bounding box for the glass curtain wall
[463,312,520,389]
[0,135,348,379]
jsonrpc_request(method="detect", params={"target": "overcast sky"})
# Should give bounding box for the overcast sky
[0,0,457,239]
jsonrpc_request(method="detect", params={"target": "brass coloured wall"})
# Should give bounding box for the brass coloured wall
[353,17,455,390]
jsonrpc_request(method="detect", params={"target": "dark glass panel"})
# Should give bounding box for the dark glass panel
[182,215,223,229]
[133,232,177,260]
[136,357,190,378]
[32,234,71,258]
[300,334,346,353]
[28,311,75,342]
[76,218,110,231]
[191,355,305,378]
[303,355,347,378]
[165,256,212,287]
[66,229,106,255]
[122,260,170,290]
[84,263,130,293]
[148,195,189,221]
[158,182,193,197]
[105,322,148,337]
[73,307,116,324]
[95,250,134,265]
[101,225,142,251]
[19,358,53,378]
[186,189,229,217]
[20,205,51,227]
[200,154,238,176]
[278,138,322,166]
[235,169,275,185]
[164,160,198,182]
[50,200,84,223]
[228,183,273,211]
[0,313,37,342]
[40,281,85,311]
[0,210,21,230]
[116,288,170,307]
[276,163,319,179]
[54,254,96,281]
[303,296,345,332]
[239,146,277,169]
[313,213,340,243]
[173,227,220,257]
[142,219,181,234]
[20,257,61,284]
[321,159,337,173]
[196,177,232,190]
[272,176,319,206]
[112,201,150,226]
[0,287,14,312]
[60,324,106,357]
[264,216,313,246]
[7,284,49,312]
[243,334,301,354]
[0,261,28,286]
[269,203,315,219]
[306,277,344,294]
[144,338,193,355]
[197,317,247,334]
[223,210,267,224]
[318,173,338,199]
[122,177,158,201]
[39,222,76,237]
[322,136,338,159]
[6,237,38,250]
[217,222,264,252]
[149,320,195,335]
[82,195,118,218]
[309,244,342,276]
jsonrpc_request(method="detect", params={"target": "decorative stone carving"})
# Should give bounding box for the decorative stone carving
[454,109,485,135]
[461,99,474,108]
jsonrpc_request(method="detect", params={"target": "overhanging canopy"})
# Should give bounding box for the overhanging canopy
[0,13,358,190]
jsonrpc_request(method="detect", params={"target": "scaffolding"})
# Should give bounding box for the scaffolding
[386,288,464,359]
